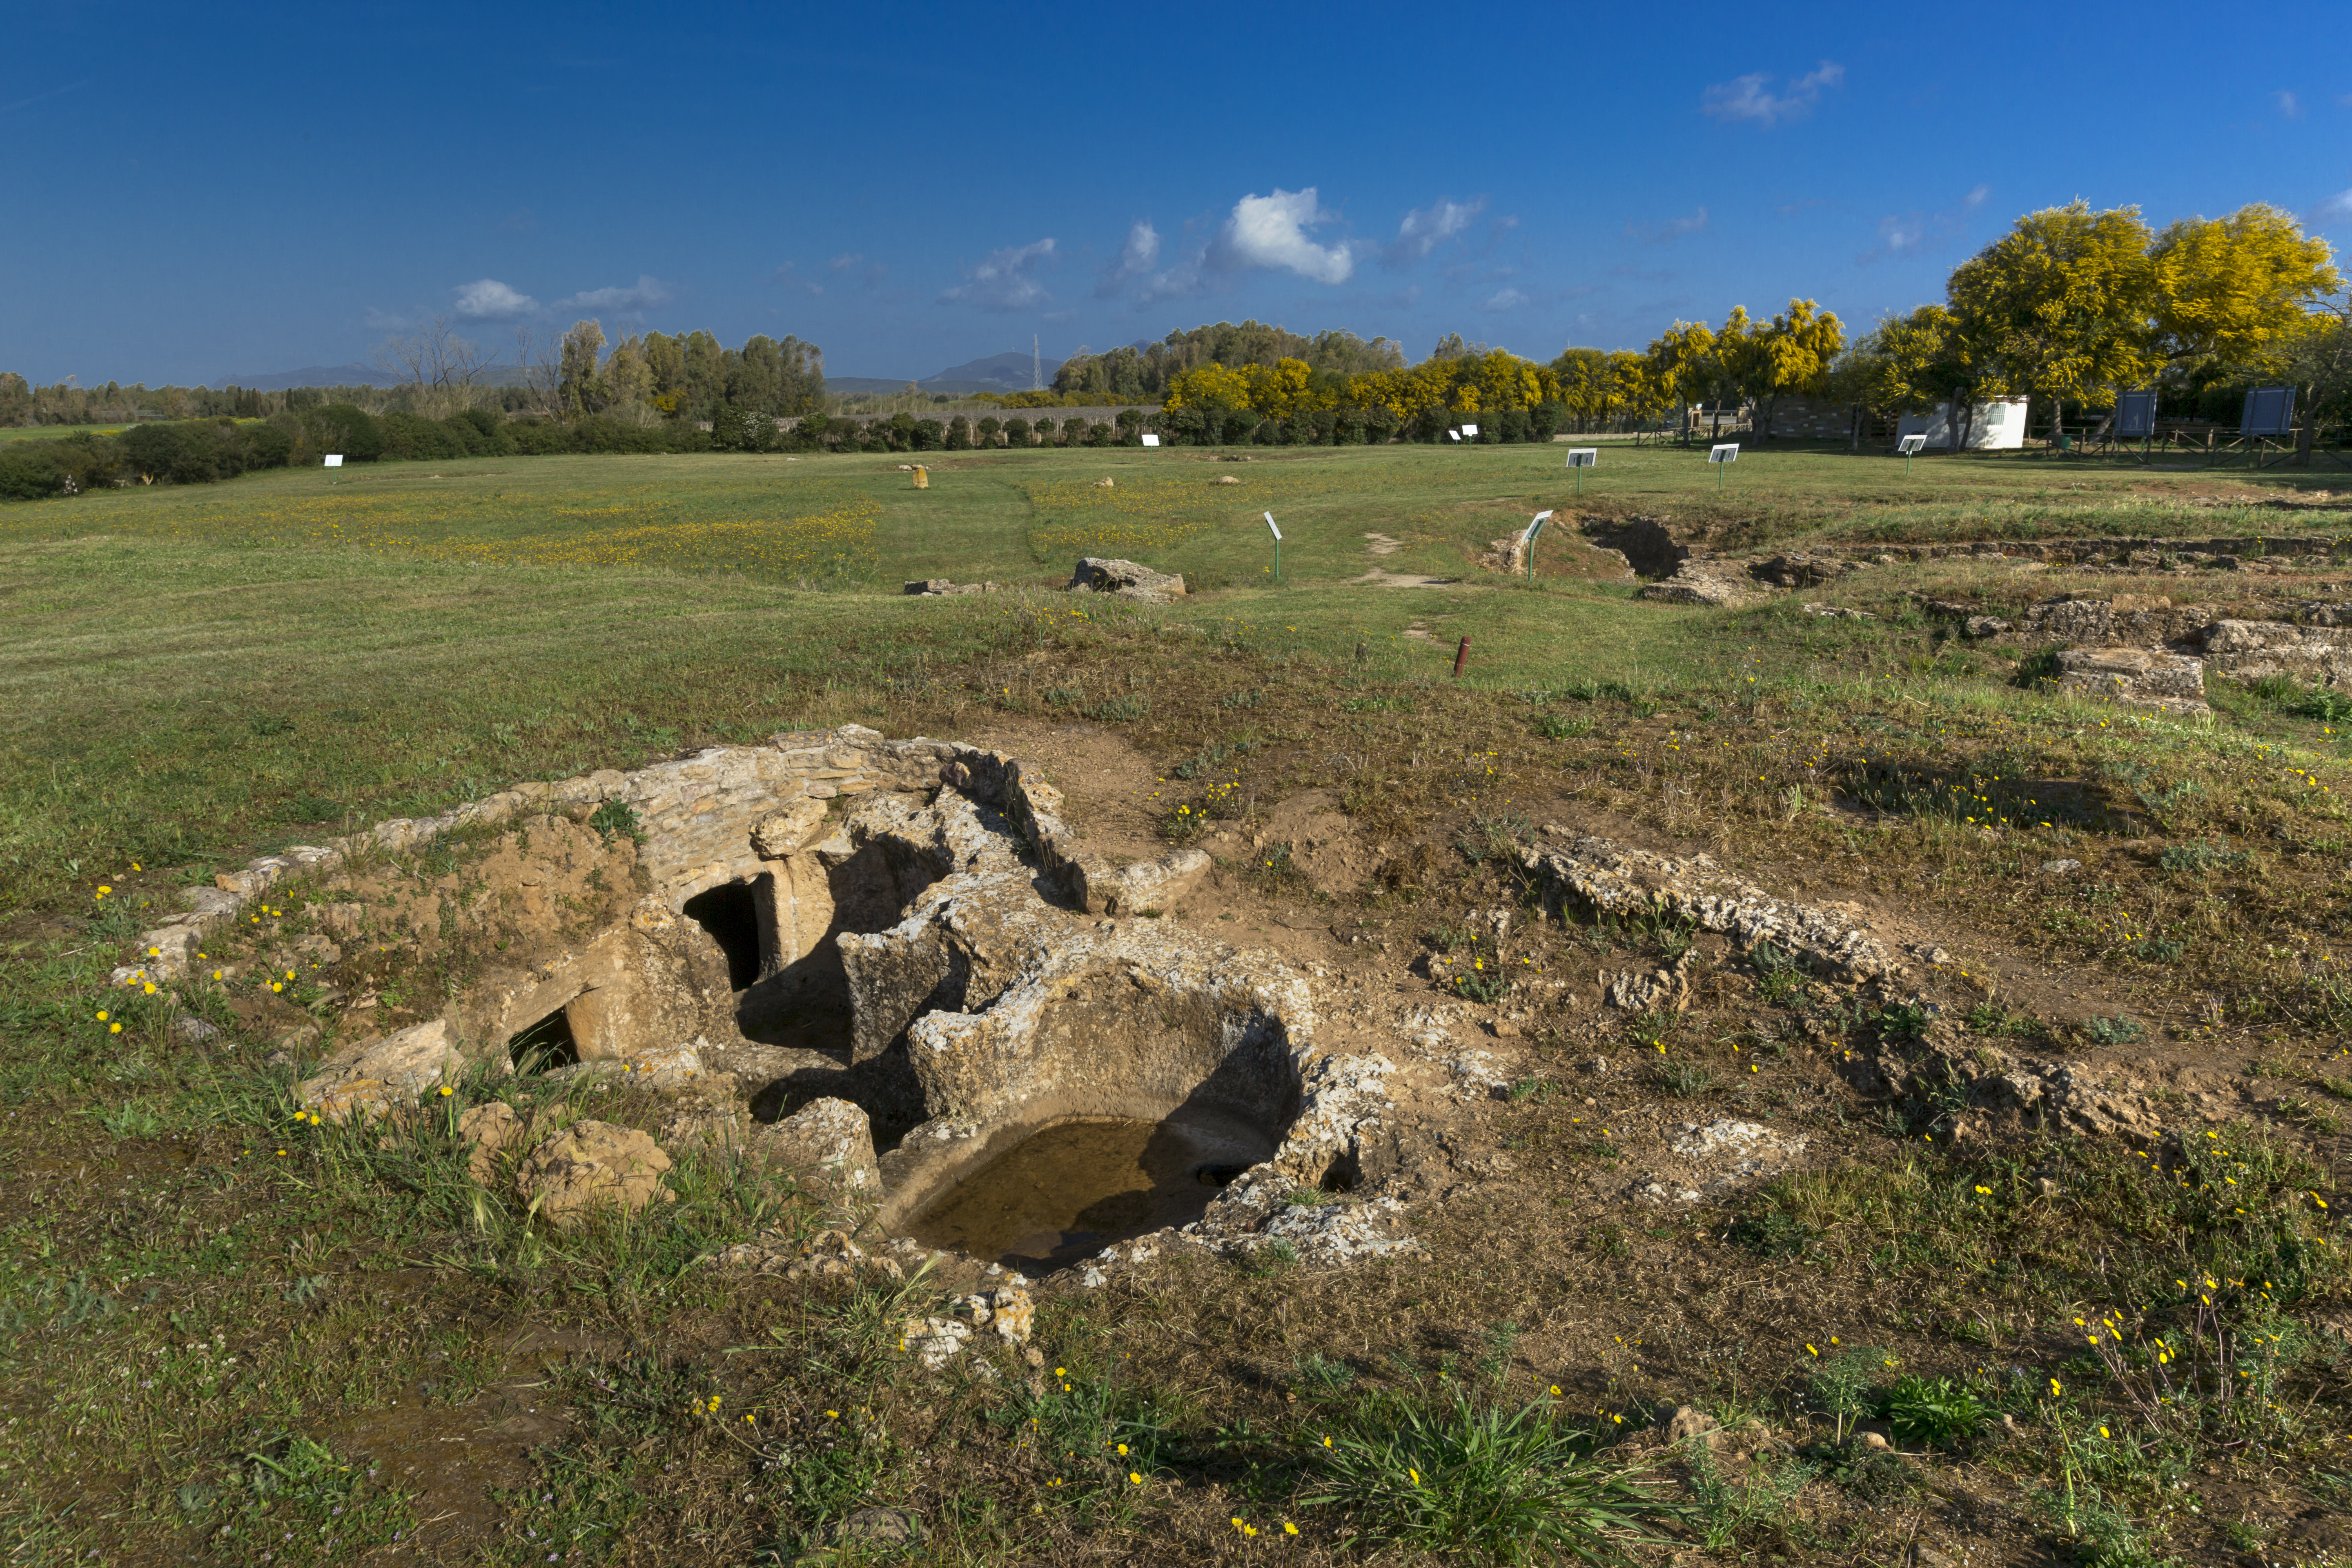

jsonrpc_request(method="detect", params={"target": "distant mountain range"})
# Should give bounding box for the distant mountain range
[211,363,545,391]
[828,350,1064,396]
[210,363,400,390]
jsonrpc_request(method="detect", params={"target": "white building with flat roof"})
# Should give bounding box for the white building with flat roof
[1895,397,2029,451]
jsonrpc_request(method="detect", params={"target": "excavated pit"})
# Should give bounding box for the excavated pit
[272,727,1381,1276]
[903,1109,1274,1276]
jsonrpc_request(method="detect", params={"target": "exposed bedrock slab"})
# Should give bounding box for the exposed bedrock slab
[2197,618,2352,688]
[1519,828,1902,982]
[2054,648,2210,714]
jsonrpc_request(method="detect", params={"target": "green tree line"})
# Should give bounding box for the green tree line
[1831,200,2345,449]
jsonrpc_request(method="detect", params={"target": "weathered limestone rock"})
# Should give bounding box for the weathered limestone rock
[751,1097,882,1205]
[2196,619,2352,688]
[2021,593,2216,649]
[750,798,831,859]
[517,1120,673,1227]
[956,1284,1035,1344]
[825,1508,927,1550]
[1071,848,1212,916]
[1751,553,1857,588]
[1069,557,1186,602]
[299,1019,487,1121]
[2054,648,2209,713]
[459,898,722,1065]
[1637,559,1767,608]
[1522,829,1900,982]
[457,1100,527,1186]
[1635,1120,1812,1202]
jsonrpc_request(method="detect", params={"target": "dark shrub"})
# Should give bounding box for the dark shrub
[380,411,466,461]
[0,442,68,500]
[507,418,575,454]
[306,404,385,461]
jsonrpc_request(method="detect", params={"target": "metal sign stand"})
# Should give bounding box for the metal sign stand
[1565,448,1597,495]
[1708,443,1739,491]
[1522,510,1553,580]
[1264,511,1281,582]
[1897,432,1926,476]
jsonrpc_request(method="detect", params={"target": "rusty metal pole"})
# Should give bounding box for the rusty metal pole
[1452,636,1471,678]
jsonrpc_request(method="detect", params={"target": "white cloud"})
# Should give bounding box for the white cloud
[941,238,1056,311]
[2312,189,2352,226]
[452,278,540,320]
[771,261,823,296]
[1136,262,1205,304]
[1387,196,1488,264]
[1857,182,1998,264]
[1862,214,1931,261]
[553,275,671,313]
[829,253,887,288]
[1098,220,1161,296]
[1702,60,1844,127]
[1482,287,1530,311]
[1207,188,1355,285]
[1857,208,1965,265]
[1628,207,1709,245]
[2276,89,2303,118]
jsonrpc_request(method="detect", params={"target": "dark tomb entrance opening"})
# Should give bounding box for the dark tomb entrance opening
[685,880,764,991]
[508,1005,580,1072]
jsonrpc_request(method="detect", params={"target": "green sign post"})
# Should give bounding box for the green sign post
[1264,511,1281,582]
[1565,447,1597,495]
[1708,442,1739,492]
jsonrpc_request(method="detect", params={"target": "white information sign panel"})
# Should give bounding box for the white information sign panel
[1565,448,1597,468]
[1263,511,1281,541]
[323,454,343,468]
[1897,434,1927,456]
[1708,443,1740,464]
[1461,423,1479,437]
[1140,432,1160,447]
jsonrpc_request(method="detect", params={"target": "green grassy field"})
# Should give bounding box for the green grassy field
[3,445,2351,1567]
[0,423,128,444]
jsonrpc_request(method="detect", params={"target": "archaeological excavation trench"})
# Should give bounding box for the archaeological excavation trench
[125,727,1414,1278]
[127,716,2106,1287]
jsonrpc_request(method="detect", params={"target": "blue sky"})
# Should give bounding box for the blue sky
[4,1,2350,387]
